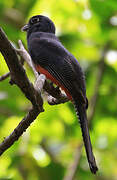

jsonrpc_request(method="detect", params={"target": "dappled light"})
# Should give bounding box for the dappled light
[0,0,117,179]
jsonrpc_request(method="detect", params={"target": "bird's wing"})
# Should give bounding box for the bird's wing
[28,35,86,104]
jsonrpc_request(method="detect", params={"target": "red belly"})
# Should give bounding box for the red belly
[35,65,72,100]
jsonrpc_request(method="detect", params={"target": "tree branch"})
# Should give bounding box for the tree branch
[0,28,45,155]
[47,93,69,105]
[88,45,109,123]
[17,40,39,78]
[0,106,39,156]
[0,72,10,81]
[63,145,83,180]
[0,28,43,110]
[0,27,69,156]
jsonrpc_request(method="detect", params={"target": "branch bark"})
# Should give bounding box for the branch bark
[0,72,10,81]
[0,28,69,156]
[0,28,43,110]
[0,28,45,155]
[0,107,39,155]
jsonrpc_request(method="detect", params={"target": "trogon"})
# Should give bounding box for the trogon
[22,15,98,174]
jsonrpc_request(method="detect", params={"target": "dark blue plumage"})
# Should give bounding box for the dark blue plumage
[22,15,98,173]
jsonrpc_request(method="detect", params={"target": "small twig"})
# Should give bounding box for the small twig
[88,46,107,123]
[17,40,39,78]
[0,72,10,81]
[34,74,46,94]
[47,93,69,105]
[63,145,83,180]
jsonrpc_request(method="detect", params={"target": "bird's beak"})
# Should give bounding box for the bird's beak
[21,24,29,32]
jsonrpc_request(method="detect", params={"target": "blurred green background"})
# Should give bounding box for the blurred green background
[0,0,117,179]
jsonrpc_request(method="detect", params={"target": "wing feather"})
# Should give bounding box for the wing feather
[28,34,86,104]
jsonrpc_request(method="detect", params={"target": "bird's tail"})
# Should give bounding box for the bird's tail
[74,100,98,174]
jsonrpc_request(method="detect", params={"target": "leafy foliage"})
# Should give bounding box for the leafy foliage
[0,0,117,179]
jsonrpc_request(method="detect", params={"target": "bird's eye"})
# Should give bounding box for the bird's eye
[30,17,39,24]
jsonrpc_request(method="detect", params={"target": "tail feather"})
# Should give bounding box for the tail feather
[74,101,98,174]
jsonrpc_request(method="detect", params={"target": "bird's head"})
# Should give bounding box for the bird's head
[22,15,56,36]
